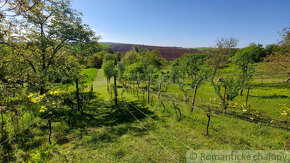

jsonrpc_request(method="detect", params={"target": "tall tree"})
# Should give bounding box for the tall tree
[232,45,256,95]
[207,38,238,84]
[6,0,97,94]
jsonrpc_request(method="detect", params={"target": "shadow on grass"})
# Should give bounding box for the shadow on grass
[1,91,156,162]
[50,91,155,143]
[251,82,290,89]
[249,94,288,99]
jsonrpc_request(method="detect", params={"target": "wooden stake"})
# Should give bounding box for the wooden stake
[223,86,227,111]
[205,111,211,136]
[190,84,198,112]
[48,112,52,144]
[245,85,250,107]
[147,75,150,104]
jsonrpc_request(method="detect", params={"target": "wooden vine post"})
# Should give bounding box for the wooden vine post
[0,107,5,138]
[245,85,251,107]
[48,112,52,144]
[190,84,198,112]
[223,85,227,111]
[147,75,151,104]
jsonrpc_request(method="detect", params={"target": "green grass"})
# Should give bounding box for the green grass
[49,69,289,162]
[3,68,289,162]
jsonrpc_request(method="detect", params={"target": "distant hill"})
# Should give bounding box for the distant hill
[108,43,204,61]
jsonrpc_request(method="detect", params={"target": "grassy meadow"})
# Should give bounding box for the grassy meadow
[3,67,287,162]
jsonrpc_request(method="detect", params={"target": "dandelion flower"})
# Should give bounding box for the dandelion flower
[39,106,46,113]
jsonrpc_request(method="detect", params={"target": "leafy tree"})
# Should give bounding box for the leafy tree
[88,51,109,68]
[157,71,171,96]
[71,42,102,65]
[170,58,181,83]
[232,46,255,95]
[124,62,145,87]
[143,50,164,69]
[5,0,97,94]
[263,27,290,82]
[102,53,119,106]
[264,52,290,82]
[279,26,290,49]
[207,38,238,84]
[122,51,141,65]
[213,78,244,111]
[176,53,211,110]
[240,43,265,62]
[103,60,115,89]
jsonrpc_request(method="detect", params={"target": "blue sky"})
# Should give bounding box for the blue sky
[71,0,290,48]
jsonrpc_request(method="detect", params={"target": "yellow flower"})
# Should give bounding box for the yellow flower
[31,98,38,103]
[39,106,46,113]
[49,90,59,95]
[52,102,56,105]
[281,111,288,116]
[38,94,46,99]
[243,109,247,112]
[28,94,34,98]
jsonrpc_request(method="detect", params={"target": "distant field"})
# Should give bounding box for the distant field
[109,43,204,60]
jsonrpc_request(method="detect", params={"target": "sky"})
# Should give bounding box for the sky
[71,0,290,48]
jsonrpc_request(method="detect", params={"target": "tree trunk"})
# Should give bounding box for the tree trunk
[240,79,245,96]
[147,75,150,104]
[211,67,218,85]
[75,79,81,112]
[161,101,166,112]
[223,86,227,111]
[48,118,52,144]
[107,78,110,92]
[40,85,45,95]
[114,75,118,107]
[190,84,198,112]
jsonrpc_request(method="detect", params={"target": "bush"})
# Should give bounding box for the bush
[88,51,109,68]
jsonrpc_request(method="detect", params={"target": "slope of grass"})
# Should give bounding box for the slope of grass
[47,69,288,162]
[4,68,288,162]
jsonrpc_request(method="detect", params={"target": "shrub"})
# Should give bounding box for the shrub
[88,51,109,68]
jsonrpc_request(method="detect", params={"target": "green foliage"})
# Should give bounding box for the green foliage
[243,43,266,62]
[102,60,116,81]
[103,53,117,63]
[122,51,141,65]
[88,51,109,68]
[123,62,146,81]
[170,53,211,89]
[2,0,97,94]
[232,47,255,82]
[143,50,165,69]
[213,78,244,109]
